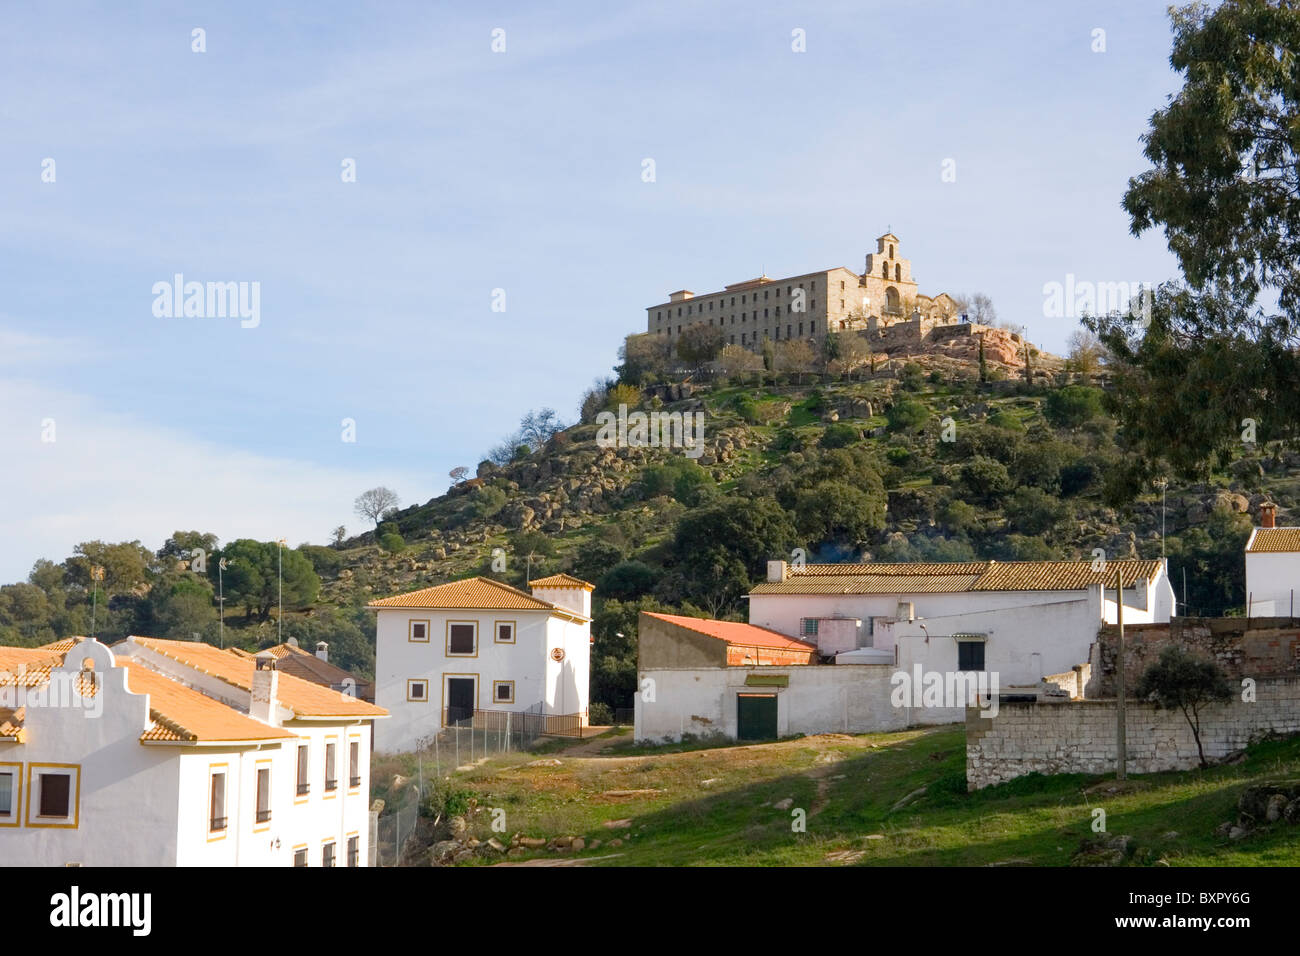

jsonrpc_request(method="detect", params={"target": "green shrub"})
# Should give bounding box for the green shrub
[887,400,929,433]
[589,702,614,725]
[820,422,859,448]
[379,533,406,553]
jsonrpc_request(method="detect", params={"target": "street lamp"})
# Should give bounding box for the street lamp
[217,557,230,648]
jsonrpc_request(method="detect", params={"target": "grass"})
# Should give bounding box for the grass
[385,726,1300,866]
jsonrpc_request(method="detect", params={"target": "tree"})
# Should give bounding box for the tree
[794,479,887,546]
[1135,646,1232,768]
[836,334,872,380]
[157,531,219,563]
[354,487,400,526]
[1044,386,1104,429]
[886,399,929,433]
[209,540,320,621]
[774,339,816,384]
[604,383,642,411]
[1066,328,1105,378]
[671,497,799,614]
[1091,0,1300,479]
[675,324,726,367]
[519,408,566,447]
[617,334,673,385]
[717,343,762,381]
[449,466,469,484]
[597,560,660,600]
[959,292,996,325]
[331,526,347,547]
[65,540,155,592]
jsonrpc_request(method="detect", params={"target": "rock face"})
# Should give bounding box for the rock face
[1217,780,1300,842]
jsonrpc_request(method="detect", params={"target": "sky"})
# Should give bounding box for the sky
[0,0,1188,583]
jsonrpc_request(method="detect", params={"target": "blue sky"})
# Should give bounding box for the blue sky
[0,0,1186,582]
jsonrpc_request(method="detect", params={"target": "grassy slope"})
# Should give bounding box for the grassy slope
[374,727,1300,866]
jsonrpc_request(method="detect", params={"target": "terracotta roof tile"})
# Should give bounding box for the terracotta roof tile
[120,661,294,744]
[1247,528,1300,553]
[0,706,25,741]
[644,613,818,651]
[754,560,1162,595]
[528,573,595,591]
[127,637,386,719]
[367,576,565,612]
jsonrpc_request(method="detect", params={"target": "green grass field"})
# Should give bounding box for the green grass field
[373,725,1300,866]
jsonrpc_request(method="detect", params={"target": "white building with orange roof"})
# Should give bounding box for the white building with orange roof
[0,635,386,867]
[1245,502,1300,617]
[369,574,592,753]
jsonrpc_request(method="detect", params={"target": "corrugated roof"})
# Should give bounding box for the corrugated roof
[529,573,595,591]
[367,576,570,613]
[754,559,1162,595]
[644,613,818,651]
[128,637,386,719]
[1247,528,1300,553]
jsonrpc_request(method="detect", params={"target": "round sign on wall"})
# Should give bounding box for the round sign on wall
[550,647,566,662]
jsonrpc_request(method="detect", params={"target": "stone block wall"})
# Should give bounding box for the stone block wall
[966,677,1300,789]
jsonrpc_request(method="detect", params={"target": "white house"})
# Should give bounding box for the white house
[636,558,1175,742]
[1245,503,1300,617]
[370,574,592,754]
[0,635,386,867]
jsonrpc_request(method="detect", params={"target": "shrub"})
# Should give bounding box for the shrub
[379,533,406,553]
[1136,646,1232,767]
[588,702,614,725]
[1044,386,1104,429]
[887,399,929,433]
[820,422,859,448]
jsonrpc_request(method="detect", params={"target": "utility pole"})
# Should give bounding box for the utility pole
[218,557,228,648]
[1153,477,1168,557]
[1115,565,1127,781]
[277,538,286,643]
[89,566,104,639]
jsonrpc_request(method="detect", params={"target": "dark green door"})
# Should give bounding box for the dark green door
[737,694,778,741]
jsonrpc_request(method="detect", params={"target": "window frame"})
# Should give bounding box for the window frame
[295,743,310,801]
[408,619,430,643]
[323,738,338,796]
[253,761,272,830]
[407,679,429,702]
[0,762,20,827]
[493,680,516,704]
[208,764,228,840]
[445,620,478,657]
[347,834,360,867]
[25,763,80,829]
[494,620,516,644]
[957,639,986,672]
[293,845,308,867]
[322,840,337,868]
[348,738,362,790]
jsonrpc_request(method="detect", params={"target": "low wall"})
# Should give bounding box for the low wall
[1088,617,1300,697]
[966,677,1300,789]
[635,664,961,742]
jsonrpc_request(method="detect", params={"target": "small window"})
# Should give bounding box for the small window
[323,842,336,867]
[349,740,361,788]
[293,847,308,867]
[957,641,986,672]
[447,622,476,655]
[409,619,429,642]
[209,771,227,833]
[324,742,338,792]
[800,618,819,637]
[495,621,515,644]
[255,767,271,823]
[39,773,71,818]
[296,744,310,797]
[493,681,515,704]
[407,679,428,701]
[347,835,360,867]
[0,770,13,816]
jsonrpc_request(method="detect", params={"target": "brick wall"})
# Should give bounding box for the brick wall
[966,678,1300,789]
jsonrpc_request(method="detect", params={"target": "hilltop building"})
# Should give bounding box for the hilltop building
[1245,502,1300,617]
[645,233,958,352]
[0,635,386,866]
[370,574,593,753]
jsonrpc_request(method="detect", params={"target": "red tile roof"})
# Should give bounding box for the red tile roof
[643,613,818,651]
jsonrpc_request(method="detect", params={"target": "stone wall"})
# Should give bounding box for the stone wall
[1087,617,1300,698]
[966,678,1300,789]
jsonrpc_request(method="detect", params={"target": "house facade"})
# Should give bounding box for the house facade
[1245,503,1300,617]
[0,635,386,867]
[370,574,592,754]
[636,559,1175,742]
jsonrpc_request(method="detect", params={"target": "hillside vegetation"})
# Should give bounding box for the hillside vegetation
[3,354,1295,712]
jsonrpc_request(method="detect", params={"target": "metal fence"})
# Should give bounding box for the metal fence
[613,708,635,726]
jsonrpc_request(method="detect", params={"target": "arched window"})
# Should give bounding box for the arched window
[881,263,888,279]
[889,244,894,258]
[885,286,900,313]
[895,264,901,281]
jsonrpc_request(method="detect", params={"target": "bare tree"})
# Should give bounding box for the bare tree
[1067,328,1105,378]
[354,487,401,525]
[519,408,565,447]
[449,466,469,484]
[717,343,763,381]
[774,339,817,384]
[331,525,347,547]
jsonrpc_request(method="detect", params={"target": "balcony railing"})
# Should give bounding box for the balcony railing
[324,779,338,792]
[209,816,227,832]
[349,776,361,788]
[256,808,271,823]
[296,783,310,796]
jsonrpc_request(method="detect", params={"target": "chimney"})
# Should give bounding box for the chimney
[315,641,329,663]
[767,560,788,583]
[1261,502,1277,529]
[250,651,279,723]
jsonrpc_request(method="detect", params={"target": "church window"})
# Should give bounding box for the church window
[895,264,901,281]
